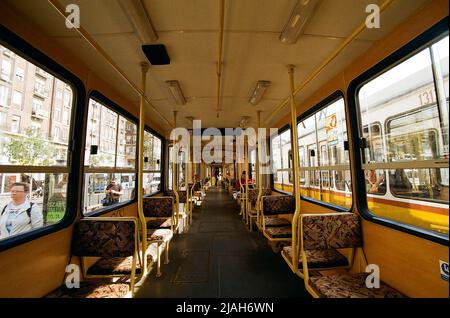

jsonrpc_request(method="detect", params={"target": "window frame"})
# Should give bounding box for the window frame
[143,124,165,197]
[347,17,449,245]
[295,91,352,213]
[270,123,291,195]
[82,90,139,217]
[0,25,86,252]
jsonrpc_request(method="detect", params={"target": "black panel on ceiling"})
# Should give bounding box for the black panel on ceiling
[142,44,170,65]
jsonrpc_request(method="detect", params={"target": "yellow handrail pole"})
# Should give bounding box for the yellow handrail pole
[288,65,301,272]
[138,62,149,274]
[264,0,394,125]
[172,111,180,231]
[245,132,249,221]
[256,110,263,228]
[48,0,173,128]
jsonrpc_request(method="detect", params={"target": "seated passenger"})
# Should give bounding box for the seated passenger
[0,182,43,239]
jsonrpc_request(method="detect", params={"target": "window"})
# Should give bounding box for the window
[298,96,352,210]
[15,67,24,81]
[34,78,45,96]
[143,130,163,195]
[11,115,20,133]
[271,129,292,193]
[12,91,22,107]
[1,59,11,79]
[0,42,77,245]
[0,85,8,106]
[83,96,138,214]
[53,126,60,140]
[357,34,449,238]
[0,112,6,130]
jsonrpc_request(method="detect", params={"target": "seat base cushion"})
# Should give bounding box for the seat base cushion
[282,246,348,269]
[265,217,291,227]
[87,254,155,276]
[265,226,292,238]
[147,228,173,242]
[147,218,173,229]
[45,281,129,298]
[309,273,406,298]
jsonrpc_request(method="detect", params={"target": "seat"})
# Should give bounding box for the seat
[143,196,175,277]
[166,190,189,232]
[264,216,291,227]
[281,246,348,269]
[246,188,272,231]
[46,281,129,298]
[46,217,140,298]
[261,195,295,245]
[309,273,405,298]
[300,213,406,298]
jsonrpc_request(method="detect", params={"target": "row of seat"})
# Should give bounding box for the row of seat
[46,181,207,298]
[234,188,406,298]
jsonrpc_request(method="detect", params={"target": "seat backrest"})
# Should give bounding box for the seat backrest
[143,196,174,218]
[262,195,295,215]
[72,219,136,258]
[302,213,362,250]
[166,190,187,203]
[248,188,272,205]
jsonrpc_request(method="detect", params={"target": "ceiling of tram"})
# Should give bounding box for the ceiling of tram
[4,0,431,135]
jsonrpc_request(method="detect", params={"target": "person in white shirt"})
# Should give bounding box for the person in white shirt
[0,182,43,240]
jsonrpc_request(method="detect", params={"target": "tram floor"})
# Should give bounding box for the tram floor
[134,186,310,298]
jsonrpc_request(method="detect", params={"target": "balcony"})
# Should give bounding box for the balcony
[31,108,49,119]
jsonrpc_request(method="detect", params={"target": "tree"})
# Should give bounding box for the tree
[5,127,57,166]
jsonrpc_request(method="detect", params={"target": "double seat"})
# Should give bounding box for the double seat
[287,212,406,298]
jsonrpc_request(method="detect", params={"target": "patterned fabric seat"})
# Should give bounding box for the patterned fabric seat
[147,218,173,229]
[282,246,348,269]
[147,228,173,242]
[46,281,129,298]
[264,225,292,238]
[262,195,295,215]
[87,253,156,276]
[309,274,406,298]
[264,216,291,227]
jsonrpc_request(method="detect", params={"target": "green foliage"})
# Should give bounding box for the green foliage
[5,128,57,165]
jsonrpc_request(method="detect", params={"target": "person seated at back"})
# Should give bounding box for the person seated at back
[0,182,43,239]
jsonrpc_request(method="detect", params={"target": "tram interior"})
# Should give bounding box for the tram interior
[0,0,448,299]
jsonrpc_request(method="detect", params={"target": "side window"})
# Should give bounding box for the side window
[297,96,352,209]
[143,130,162,196]
[357,35,449,237]
[0,44,75,241]
[271,129,293,193]
[83,97,137,214]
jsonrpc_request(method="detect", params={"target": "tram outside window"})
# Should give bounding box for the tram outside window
[298,96,352,210]
[270,129,292,193]
[0,44,75,241]
[358,35,449,237]
[83,97,137,214]
[143,130,162,195]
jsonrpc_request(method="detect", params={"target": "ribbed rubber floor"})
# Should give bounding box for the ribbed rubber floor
[135,187,310,298]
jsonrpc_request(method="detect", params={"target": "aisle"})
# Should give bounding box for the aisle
[135,187,309,298]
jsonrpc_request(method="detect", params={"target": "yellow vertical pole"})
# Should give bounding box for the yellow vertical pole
[245,132,249,221]
[172,111,180,231]
[256,110,262,228]
[138,62,149,274]
[288,65,301,272]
